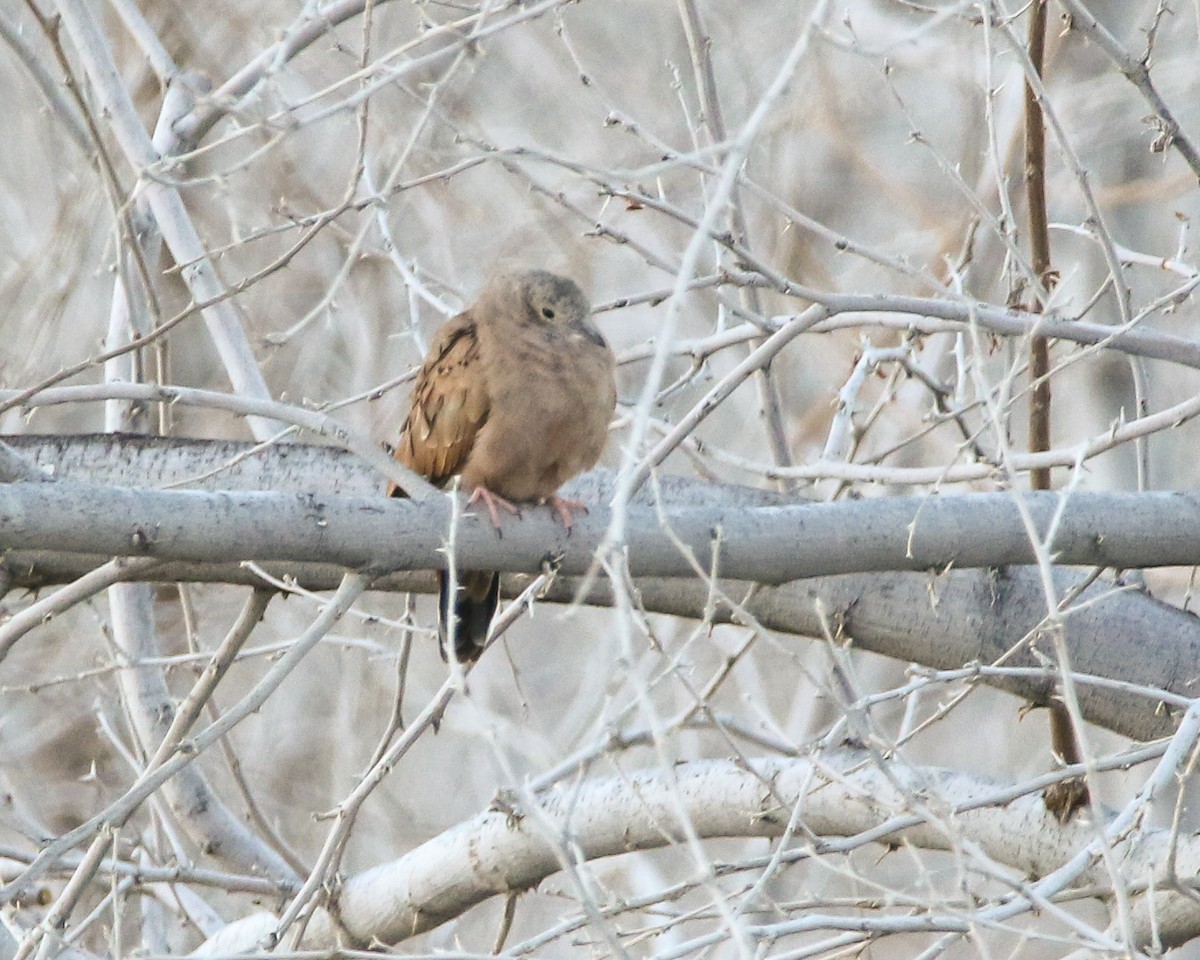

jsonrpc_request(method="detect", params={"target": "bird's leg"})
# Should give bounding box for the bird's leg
[544,494,588,533]
[466,485,522,529]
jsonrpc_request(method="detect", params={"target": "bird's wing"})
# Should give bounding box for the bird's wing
[390,311,490,493]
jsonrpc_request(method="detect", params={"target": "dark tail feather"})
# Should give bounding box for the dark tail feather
[392,481,497,661]
[437,570,499,662]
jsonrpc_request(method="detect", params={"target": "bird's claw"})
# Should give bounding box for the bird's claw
[545,494,588,534]
[467,486,522,530]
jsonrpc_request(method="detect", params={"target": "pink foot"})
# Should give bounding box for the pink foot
[545,494,588,533]
[466,486,522,529]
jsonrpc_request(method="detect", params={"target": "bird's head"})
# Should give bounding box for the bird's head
[487,269,607,348]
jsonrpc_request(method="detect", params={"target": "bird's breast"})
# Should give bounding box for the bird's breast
[462,329,615,500]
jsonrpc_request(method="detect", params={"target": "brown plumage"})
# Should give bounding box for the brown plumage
[388,269,616,662]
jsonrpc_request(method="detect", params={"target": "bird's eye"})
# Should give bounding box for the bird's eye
[541,307,556,320]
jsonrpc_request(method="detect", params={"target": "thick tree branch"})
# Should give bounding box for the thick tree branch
[194,740,1200,955]
[1,437,1197,744]
[3,556,1191,743]
[558,569,1197,744]
[1,470,1199,583]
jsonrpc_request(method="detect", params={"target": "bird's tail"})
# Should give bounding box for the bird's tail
[389,469,497,660]
[437,570,499,663]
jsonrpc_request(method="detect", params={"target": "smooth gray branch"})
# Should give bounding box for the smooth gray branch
[0,471,1197,581]
[3,436,1197,744]
[194,747,1200,955]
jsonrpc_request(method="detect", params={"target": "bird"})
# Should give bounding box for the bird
[388,269,617,663]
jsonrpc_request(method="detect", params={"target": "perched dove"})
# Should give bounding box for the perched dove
[389,269,616,662]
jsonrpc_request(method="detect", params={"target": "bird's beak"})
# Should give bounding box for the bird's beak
[579,315,607,348]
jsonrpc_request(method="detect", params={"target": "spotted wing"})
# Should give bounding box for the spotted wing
[389,312,489,494]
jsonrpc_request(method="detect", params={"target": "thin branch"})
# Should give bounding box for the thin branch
[1025,0,1054,490]
[1055,0,1200,179]
[0,7,89,153]
[0,574,366,905]
[0,558,162,661]
[53,0,281,439]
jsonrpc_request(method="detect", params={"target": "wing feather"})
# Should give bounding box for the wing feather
[389,312,489,494]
